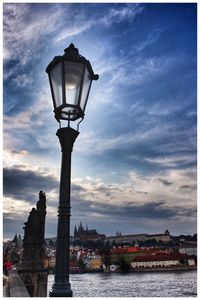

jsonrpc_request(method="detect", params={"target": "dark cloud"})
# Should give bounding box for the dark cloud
[72,184,86,193]
[10,150,25,155]
[3,167,59,203]
[121,202,175,219]
[176,207,197,218]
[135,191,148,195]
[69,193,196,237]
[71,197,195,222]
[158,179,173,186]
[3,167,86,203]
[3,170,196,239]
[69,196,197,236]
[3,213,27,239]
[180,185,190,189]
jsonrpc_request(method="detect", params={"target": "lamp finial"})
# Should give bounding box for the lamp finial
[64,43,79,56]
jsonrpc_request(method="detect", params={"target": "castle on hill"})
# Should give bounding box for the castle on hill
[74,221,106,242]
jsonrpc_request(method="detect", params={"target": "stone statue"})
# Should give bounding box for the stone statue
[19,191,48,297]
[21,191,47,267]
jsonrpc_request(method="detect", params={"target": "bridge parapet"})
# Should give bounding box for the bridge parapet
[6,270,30,297]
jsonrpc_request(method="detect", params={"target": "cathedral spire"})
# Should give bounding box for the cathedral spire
[12,232,18,243]
[74,225,77,237]
[79,221,84,231]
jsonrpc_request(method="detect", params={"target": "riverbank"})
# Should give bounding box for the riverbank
[103,266,197,274]
[131,265,197,273]
[48,265,197,274]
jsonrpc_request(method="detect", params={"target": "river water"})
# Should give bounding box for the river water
[48,270,197,297]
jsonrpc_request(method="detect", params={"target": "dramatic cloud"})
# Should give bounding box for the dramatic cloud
[3,167,59,202]
[72,197,196,221]
[3,3,197,239]
[54,3,144,43]
[3,4,66,65]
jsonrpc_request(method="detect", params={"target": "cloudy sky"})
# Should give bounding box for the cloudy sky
[3,3,197,240]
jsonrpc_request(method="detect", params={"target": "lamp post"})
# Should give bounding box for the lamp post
[46,43,98,297]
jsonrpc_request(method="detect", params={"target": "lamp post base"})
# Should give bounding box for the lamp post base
[49,283,73,297]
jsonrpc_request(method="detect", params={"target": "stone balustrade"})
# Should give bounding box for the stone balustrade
[5,270,30,297]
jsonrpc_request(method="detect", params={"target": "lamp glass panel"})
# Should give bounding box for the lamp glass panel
[50,62,62,108]
[80,67,92,111]
[64,61,84,106]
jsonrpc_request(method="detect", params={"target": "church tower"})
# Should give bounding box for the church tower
[74,225,78,237]
[78,221,84,235]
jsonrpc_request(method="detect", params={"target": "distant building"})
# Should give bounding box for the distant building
[84,256,103,270]
[44,254,50,269]
[178,243,197,256]
[12,233,23,247]
[105,234,146,245]
[74,221,106,242]
[3,233,23,264]
[45,237,57,246]
[45,235,74,246]
[131,253,195,269]
[90,256,103,270]
[105,230,171,245]
[48,254,56,268]
[146,230,171,243]
[110,246,145,264]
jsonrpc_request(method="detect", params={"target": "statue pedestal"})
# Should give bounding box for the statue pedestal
[18,268,48,297]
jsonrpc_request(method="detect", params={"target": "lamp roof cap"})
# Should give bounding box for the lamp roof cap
[46,43,99,80]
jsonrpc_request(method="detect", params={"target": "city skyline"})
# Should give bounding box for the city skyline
[3,3,197,239]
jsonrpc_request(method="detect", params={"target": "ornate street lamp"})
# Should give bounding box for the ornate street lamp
[46,43,98,297]
[46,43,98,123]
